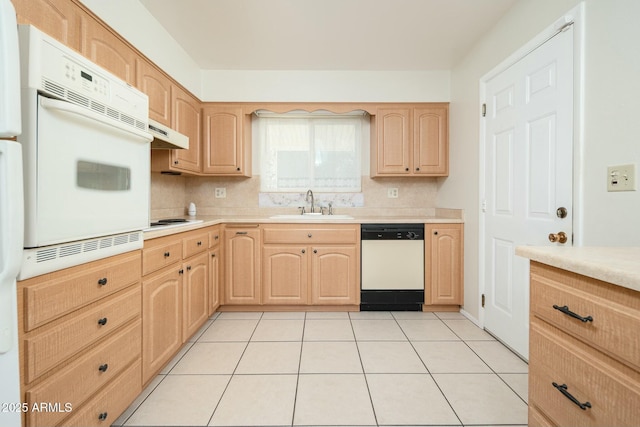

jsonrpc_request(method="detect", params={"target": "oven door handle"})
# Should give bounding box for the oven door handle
[39,97,153,143]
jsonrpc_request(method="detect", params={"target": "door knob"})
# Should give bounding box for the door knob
[548,232,568,244]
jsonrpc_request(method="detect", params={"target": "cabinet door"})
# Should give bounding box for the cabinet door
[202,106,249,176]
[373,108,411,175]
[262,246,308,305]
[425,224,463,305]
[82,17,136,86]
[311,246,358,305]
[208,247,220,316]
[182,252,208,341]
[142,267,182,384]
[12,0,83,52]
[170,86,202,173]
[413,106,448,175]
[224,228,261,305]
[136,59,172,126]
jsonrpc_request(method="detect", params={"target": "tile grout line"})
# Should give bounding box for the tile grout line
[392,312,465,427]
[205,312,264,427]
[349,311,381,427]
[289,312,307,427]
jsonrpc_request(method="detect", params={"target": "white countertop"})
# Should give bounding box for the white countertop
[143,214,464,240]
[516,246,640,292]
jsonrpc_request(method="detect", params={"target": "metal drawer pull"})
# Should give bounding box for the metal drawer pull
[197,241,202,246]
[98,278,108,286]
[552,382,592,410]
[98,364,109,372]
[553,305,593,323]
[98,412,108,421]
[97,317,108,326]
[164,251,170,258]
[236,231,248,235]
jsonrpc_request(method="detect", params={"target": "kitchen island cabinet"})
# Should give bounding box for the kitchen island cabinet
[517,247,640,427]
[16,251,142,427]
[424,223,463,308]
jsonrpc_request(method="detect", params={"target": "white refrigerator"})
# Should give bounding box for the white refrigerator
[0,0,23,426]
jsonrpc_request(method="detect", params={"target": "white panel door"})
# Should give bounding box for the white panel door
[483,26,574,359]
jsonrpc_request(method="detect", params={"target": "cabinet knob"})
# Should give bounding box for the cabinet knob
[197,241,202,246]
[174,160,179,165]
[212,253,216,258]
[187,265,192,271]
[313,249,318,254]
[179,269,184,275]
[97,317,108,326]
[98,412,108,421]
[301,249,306,254]
[164,251,170,258]
[434,231,438,235]
[98,363,109,372]
[236,167,241,171]
[405,167,409,171]
[98,277,108,286]
[308,233,312,238]
[416,167,420,171]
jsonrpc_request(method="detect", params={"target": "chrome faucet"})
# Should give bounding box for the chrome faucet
[305,189,315,213]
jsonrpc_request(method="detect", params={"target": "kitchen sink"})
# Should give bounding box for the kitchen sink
[270,214,354,220]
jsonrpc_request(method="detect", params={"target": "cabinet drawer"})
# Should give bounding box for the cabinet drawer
[209,226,221,248]
[25,320,140,427]
[530,320,640,427]
[24,286,140,384]
[263,225,358,244]
[183,231,209,258]
[21,251,140,331]
[142,238,182,276]
[531,263,640,370]
[62,360,142,427]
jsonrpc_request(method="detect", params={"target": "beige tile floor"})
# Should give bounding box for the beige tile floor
[114,311,528,427]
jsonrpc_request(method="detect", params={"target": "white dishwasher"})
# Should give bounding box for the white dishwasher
[360,224,425,311]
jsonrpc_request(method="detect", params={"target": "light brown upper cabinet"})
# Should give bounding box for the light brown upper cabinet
[136,59,172,126]
[81,16,137,86]
[12,0,84,52]
[202,106,252,176]
[371,104,449,177]
[151,86,202,174]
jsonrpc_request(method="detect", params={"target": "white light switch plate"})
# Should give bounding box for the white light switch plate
[215,188,226,198]
[607,164,636,192]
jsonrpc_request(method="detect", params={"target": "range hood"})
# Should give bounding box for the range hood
[148,119,189,150]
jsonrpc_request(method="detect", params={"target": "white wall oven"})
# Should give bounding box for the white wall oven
[17,25,152,280]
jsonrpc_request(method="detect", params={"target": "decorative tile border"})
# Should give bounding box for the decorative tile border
[259,192,365,208]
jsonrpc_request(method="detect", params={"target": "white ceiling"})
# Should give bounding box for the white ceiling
[138,0,517,71]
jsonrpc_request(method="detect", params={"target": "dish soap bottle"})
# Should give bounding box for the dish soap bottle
[188,202,196,217]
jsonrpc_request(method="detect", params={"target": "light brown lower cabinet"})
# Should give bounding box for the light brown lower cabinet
[261,224,360,307]
[528,262,640,426]
[208,227,221,316]
[224,226,261,305]
[16,251,142,427]
[424,223,463,308]
[182,252,209,339]
[142,266,182,384]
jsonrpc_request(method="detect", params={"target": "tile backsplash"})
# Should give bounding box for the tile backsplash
[150,173,439,219]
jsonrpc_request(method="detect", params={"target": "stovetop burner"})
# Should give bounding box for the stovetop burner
[149,218,189,227]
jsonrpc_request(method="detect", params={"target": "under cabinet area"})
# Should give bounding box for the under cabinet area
[528,262,640,427]
[16,251,143,427]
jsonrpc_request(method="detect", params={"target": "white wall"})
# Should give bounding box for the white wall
[439,0,640,321]
[201,70,450,102]
[78,0,202,97]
